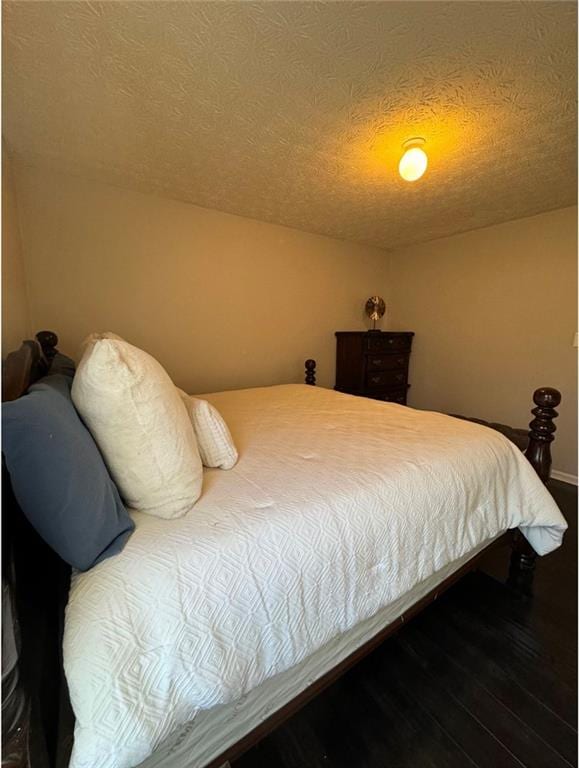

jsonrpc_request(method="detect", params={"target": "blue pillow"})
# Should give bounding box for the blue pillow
[49,351,76,380]
[2,374,134,571]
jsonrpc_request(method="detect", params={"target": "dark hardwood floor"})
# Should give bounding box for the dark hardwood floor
[234,480,577,768]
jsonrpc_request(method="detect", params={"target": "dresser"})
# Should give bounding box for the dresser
[335,331,414,404]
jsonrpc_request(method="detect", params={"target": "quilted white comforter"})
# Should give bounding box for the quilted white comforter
[64,385,567,768]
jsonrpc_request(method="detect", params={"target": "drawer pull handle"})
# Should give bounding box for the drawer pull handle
[388,339,393,344]
[372,359,382,366]
[371,376,381,384]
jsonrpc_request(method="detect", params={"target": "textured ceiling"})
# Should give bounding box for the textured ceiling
[2,1,577,250]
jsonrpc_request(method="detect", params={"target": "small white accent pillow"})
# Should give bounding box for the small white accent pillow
[72,337,203,519]
[177,389,238,470]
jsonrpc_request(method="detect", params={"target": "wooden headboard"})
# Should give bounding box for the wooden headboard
[2,331,74,768]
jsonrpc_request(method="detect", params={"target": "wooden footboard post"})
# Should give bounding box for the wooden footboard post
[509,387,561,595]
[305,359,316,386]
[524,387,561,484]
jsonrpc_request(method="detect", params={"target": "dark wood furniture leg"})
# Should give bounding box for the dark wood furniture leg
[508,387,561,595]
[508,531,539,597]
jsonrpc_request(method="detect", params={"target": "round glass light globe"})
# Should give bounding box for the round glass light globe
[399,146,428,182]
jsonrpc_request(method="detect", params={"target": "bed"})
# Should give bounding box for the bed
[1,332,567,768]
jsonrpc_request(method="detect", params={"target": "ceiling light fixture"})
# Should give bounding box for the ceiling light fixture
[399,137,428,182]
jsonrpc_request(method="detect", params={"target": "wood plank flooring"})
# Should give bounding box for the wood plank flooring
[234,480,577,768]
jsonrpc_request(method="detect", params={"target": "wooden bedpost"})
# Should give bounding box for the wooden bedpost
[524,387,561,484]
[305,359,316,386]
[509,387,561,595]
[36,330,59,363]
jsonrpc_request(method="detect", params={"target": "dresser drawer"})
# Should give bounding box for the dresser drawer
[366,388,407,405]
[365,334,412,353]
[380,389,407,405]
[366,353,409,372]
[366,369,407,389]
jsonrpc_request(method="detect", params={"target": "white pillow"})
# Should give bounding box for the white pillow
[79,330,124,354]
[72,338,203,519]
[177,389,238,470]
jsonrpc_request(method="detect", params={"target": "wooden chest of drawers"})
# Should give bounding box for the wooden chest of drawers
[334,331,414,404]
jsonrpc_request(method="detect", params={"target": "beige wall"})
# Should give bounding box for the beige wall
[2,148,30,351]
[389,206,578,477]
[13,162,389,392]
[9,162,577,476]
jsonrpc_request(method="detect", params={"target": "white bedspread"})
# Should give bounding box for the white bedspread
[64,385,567,768]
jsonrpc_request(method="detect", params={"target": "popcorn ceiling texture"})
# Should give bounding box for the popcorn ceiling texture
[2,1,577,250]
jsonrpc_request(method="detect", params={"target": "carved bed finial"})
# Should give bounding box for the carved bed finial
[305,359,316,386]
[510,387,561,596]
[35,331,59,362]
[524,387,561,485]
